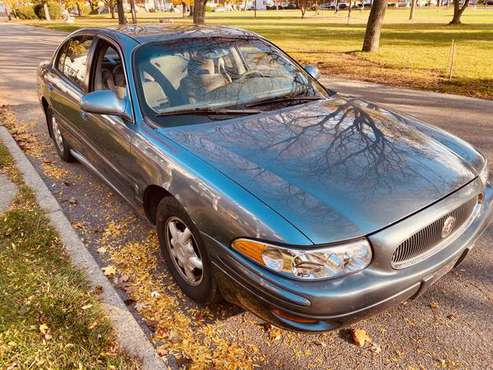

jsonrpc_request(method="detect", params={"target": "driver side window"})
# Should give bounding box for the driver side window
[92,41,127,99]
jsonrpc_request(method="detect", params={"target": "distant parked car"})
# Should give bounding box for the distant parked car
[337,1,349,9]
[38,25,492,332]
[319,2,335,9]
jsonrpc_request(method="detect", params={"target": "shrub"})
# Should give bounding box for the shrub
[34,1,62,20]
[13,5,37,19]
[78,2,91,16]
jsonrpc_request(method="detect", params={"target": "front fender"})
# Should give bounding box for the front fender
[132,124,313,248]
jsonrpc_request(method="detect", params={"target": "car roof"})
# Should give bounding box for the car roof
[100,24,261,44]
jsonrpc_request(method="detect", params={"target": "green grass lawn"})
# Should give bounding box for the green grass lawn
[0,143,137,368]
[21,7,493,98]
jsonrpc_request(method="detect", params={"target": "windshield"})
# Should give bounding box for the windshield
[134,38,328,124]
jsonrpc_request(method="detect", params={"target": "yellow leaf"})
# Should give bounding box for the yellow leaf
[39,324,49,335]
[351,328,371,347]
[102,265,117,277]
[82,304,93,310]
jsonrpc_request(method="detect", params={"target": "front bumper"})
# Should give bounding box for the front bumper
[205,180,493,332]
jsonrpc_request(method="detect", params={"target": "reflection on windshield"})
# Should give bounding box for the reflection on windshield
[135,38,326,120]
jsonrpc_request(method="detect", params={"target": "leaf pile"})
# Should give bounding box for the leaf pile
[108,232,262,368]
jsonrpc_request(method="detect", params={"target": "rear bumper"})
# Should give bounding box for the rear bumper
[205,180,493,332]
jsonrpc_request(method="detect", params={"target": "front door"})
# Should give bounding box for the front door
[78,39,136,201]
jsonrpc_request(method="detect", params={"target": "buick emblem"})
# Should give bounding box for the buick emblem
[441,216,456,238]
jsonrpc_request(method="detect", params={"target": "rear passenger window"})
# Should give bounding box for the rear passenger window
[56,36,94,90]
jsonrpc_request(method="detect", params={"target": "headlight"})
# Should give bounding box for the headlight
[479,159,489,186]
[231,238,372,280]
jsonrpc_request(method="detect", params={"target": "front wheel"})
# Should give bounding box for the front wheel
[156,197,219,304]
[46,107,74,162]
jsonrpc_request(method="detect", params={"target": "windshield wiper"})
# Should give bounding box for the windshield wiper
[156,107,261,117]
[244,95,323,108]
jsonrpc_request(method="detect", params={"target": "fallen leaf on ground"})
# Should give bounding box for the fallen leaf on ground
[351,328,371,347]
[268,327,283,341]
[168,329,181,344]
[370,342,382,353]
[151,291,160,298]
[39,324,49,335]
[156,345,168,357]
[102,265,117,277]
[430,302,439,309]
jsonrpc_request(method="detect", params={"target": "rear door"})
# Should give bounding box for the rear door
[47,34,95,156]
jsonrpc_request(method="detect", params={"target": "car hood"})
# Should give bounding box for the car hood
[159,96,476,244]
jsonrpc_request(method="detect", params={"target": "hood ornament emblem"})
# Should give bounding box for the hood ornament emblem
[441,216,456,238]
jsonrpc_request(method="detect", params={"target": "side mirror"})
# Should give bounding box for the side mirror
[304,65,321,80]
[80,90,132,122]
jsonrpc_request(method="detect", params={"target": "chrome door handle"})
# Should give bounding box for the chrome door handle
[80,111,89,120]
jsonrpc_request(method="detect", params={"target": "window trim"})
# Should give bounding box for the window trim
[88,34,135,124]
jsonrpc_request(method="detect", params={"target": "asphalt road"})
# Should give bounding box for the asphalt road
[1,22,492,369]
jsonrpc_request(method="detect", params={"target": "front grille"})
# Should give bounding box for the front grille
[391,196,478,269]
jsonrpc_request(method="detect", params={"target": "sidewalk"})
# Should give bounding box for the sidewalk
[0,173,16,212]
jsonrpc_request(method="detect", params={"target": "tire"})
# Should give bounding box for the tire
[46,106,74,162]
[156,196,219,304]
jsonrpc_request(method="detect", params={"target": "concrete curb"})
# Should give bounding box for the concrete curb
[0,126,166,370]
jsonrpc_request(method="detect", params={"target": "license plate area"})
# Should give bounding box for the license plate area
[412,259,456,299]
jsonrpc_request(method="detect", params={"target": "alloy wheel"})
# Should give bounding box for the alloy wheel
[165,216,204,286]
[51,115,64,154]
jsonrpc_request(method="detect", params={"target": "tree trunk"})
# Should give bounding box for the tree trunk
[300,5,306,17]
[335,0,339,13]
[116,0,126,24]
[347,0,352,22]
[193,0,206,24]
[129,0,137,23]
[76,2,81,16]
[110,4,115,19]
[362,0,386,52]
[43,2,51,20]
[409,0,416,20]
[449,0,470,24]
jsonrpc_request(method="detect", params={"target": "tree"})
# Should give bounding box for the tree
[129,0,137,23]
[362,0,387,52]
[116,0,126,24]
[449,0,470,24]
[298,0,308,17]
[103,0,116,19]
[193,0,207,24]
[409,0,416,20]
